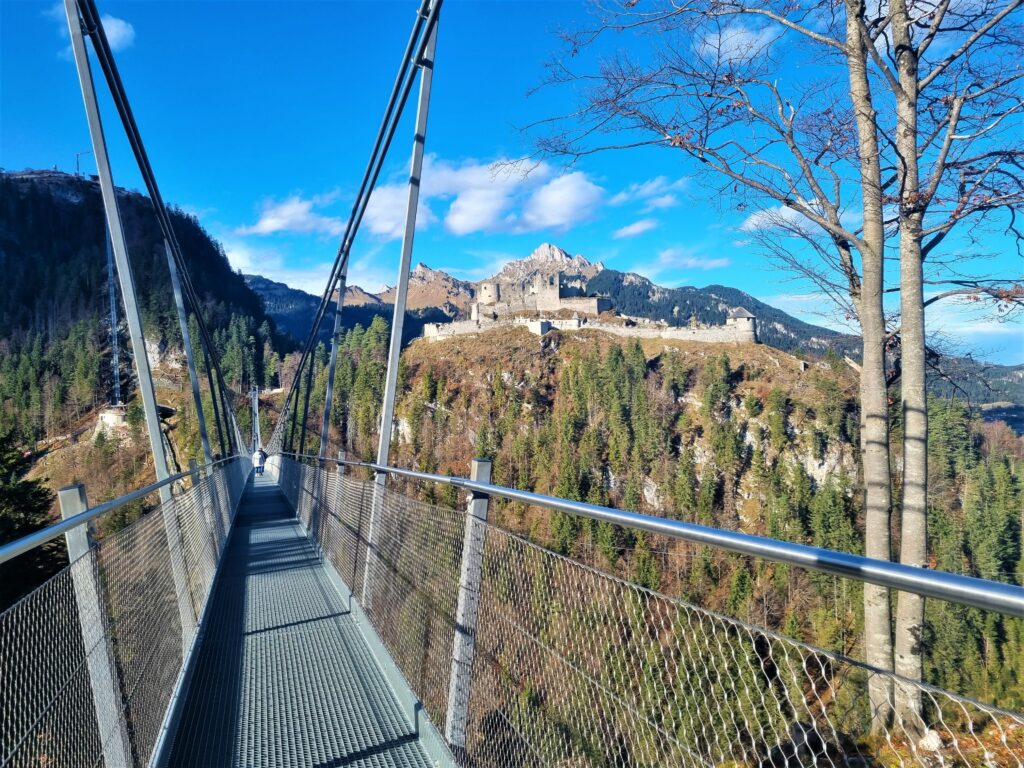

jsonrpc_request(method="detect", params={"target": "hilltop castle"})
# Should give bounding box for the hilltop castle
[424,267,758,345]
[471,271,614,321]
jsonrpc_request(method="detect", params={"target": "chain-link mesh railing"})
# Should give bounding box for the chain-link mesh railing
[270,454,1024,768]
[0,457,250,768]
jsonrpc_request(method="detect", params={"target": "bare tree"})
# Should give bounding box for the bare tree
[875,0,1023,729]
[531,0,1022,734]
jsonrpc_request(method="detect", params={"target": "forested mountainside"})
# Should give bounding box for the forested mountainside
[0,170,286,443]
[243,274,449,346]
[585,269,859,354]
[299,318,1023,712]
[583,272,1024,405]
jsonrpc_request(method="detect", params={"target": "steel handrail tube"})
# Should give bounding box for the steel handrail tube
[0,456,244,567]
[274,451,1024,618]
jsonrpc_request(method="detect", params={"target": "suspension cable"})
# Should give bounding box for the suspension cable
[270,0,442,454]
[76,0,242,455]
[277,0,437,452]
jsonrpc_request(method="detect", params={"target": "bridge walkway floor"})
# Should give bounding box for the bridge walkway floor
[165,476,434,768]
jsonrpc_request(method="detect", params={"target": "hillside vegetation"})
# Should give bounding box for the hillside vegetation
[0,171,292,608]
[0,171,285,444]
[299,319,1023,712]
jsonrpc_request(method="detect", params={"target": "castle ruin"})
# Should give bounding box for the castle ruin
[424,270,758,345]
[471,272,613,320]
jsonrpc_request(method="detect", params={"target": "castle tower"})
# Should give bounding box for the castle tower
[478,282,500,305]
[535,272,562,312]
[725,307,758,343]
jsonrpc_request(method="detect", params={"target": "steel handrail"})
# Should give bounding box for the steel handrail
[0,455,246,566]
[274,451,1024,618]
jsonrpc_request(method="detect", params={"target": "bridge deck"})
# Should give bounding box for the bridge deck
[166,477,434,768]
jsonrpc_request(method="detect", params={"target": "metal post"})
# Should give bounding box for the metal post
[65,0,195,648]
[167,240,212,465]
[364,11,439,607]
[319,267,348,461]
[59,484,131,768]
[105,227,121,406]
[251,386,262,453]
[374,8,438,482]
[190,458,222,561]
[287,375,301,454]
[445,459,491,752]
[297,344,317,455]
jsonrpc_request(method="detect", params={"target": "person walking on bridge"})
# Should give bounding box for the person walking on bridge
[252,447,265,476]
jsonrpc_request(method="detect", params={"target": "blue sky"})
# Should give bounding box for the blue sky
[2,0,1020,364]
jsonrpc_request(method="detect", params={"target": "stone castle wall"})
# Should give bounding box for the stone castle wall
[423,315,757,344]
[476,273,610,317]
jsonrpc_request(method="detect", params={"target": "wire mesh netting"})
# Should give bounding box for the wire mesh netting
[0,458,250,768]
[272,456,1024,768]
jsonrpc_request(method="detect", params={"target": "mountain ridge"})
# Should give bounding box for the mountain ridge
[245,241,1024,406]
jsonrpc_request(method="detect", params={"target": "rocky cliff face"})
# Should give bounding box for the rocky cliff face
[378,263,476,316]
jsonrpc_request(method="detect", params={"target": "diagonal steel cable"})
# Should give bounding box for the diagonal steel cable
[268,0,444,455]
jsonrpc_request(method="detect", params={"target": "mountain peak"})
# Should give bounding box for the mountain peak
[496,243,598,282]
[526,243,584,265]
[412,262,441,279]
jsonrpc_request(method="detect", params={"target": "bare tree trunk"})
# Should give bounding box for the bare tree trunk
[846,0,894,730]
[890,0,927,734]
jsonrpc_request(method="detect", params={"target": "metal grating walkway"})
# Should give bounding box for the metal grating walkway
[165,477,434,768]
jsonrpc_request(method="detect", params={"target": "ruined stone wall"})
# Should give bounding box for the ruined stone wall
[582,322,757,344]
[559,297,613,315]
[423,316,758,344]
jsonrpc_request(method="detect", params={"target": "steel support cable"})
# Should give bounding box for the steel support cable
[76,0,237,456]
[292,0,433,455]
[72,5,234,456]
[274,0,431,441]
[271,0,441,454]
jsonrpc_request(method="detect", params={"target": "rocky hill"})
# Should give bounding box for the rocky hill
[242,274,449,346]
[377,263,475,315]
[494,242,603,282]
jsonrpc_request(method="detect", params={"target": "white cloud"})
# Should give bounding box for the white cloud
[222,238,329,295]
[519,172,604,232]
[740,206,809,232]
[613,218,658,239]
[631,246,731,284]
[440,249,518,281]
[444,187,511,236]
[656,247,731,271]
[362,184,438,239]
[48,4,135,56]
[611,176,686,207]
[698,22,777,64]
[349,249,399,293]
[644,194,679,211]
[237,195,344,237]
[362,157,603,240]
[740,203,861,233]
[102,16,136,50]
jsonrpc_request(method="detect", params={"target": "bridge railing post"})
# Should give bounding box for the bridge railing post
[327,450,346,553]
[445,458,491,753]
[59,484,132,768]
[190,458,220,565]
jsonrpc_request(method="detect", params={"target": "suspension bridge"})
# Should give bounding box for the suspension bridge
[1,0,1023,766]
